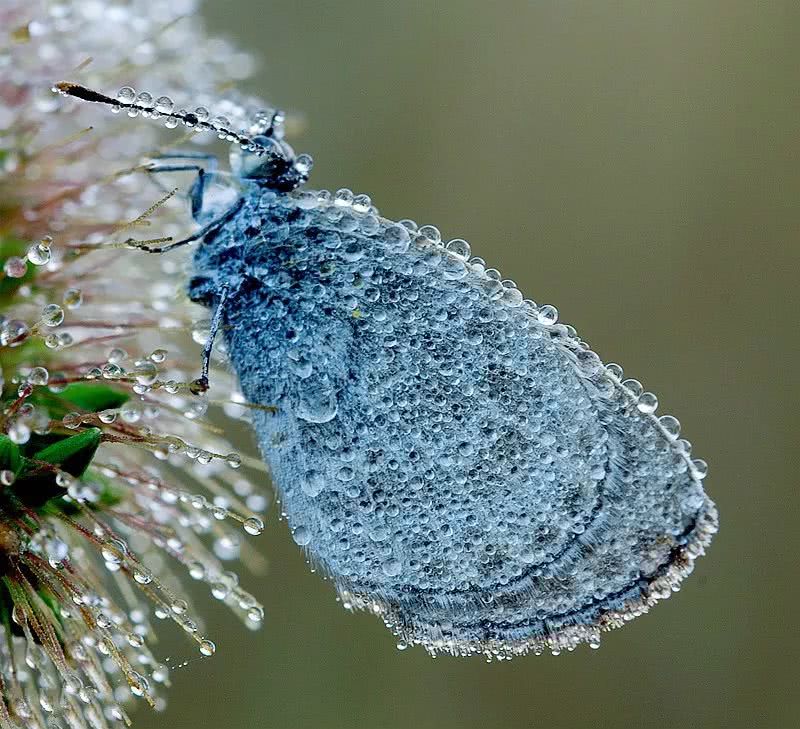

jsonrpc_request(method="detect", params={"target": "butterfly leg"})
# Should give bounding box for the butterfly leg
[146,155,217,219]
[189,283,230,395]
[128,197,244,253]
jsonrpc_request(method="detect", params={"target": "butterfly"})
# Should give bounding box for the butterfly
[55,82,718,659]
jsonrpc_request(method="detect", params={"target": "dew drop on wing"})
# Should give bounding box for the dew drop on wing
[295,381,338,424]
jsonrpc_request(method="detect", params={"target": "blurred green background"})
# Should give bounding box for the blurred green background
[139,2,799,728]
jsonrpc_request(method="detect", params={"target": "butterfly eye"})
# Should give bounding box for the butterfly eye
[229,135,286,178]
[229,134,310,191]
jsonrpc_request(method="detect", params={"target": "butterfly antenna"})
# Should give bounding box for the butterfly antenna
[53,82,279,158]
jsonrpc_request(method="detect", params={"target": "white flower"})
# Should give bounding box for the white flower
[1,2,271,726]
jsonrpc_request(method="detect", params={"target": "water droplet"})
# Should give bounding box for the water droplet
[101,540,127,564]
[334,188,354,207]
[341,238,364,262]
[296,386,338,424]
[301,470,325,497]
[28,366,49,386]
[98,409,116,424]
[40,304,64,327]
[692,458,708,479]
[134,359,158,386]
[116,86,136,103]
[243,517,264,536]
[3,256,27,278]
[171,599,188,614]
[295,154,313,176]
[62,288,82,309]
[154,96,174,114]
[107,347,127,363]
[637,392,658,414]
[337,466,354,482]
[101,363,123,379]
[27,240,51,266]
[7,421,30,444]
[0,319,29,346]
[382,558,402,577]
[62,412,81,429]
[417,225,441,245]
[247,606,264,624]
[210,115,232,133]
[622,378,643,398]
[384,224,411,252]
[445,238,471,260]
[292,526,311,546]
[212,506,229,520]
[502,286,524,307]
[537,304,558,326]
[658,415,681,440]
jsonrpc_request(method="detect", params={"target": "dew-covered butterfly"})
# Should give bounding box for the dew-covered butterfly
[55,82,718,659]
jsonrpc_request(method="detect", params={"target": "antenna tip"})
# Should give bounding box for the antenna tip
[54,81,84,93]
[52,82,116,105]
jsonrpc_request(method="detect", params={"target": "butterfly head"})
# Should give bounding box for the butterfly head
[229,133,312,191]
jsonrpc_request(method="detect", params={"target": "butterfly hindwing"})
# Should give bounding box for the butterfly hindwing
[192,187,717,657]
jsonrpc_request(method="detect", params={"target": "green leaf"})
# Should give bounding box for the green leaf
[0,436,22,476]
[32,428,102,477]
[92,470,125,508]
[0,580,22,640]
[40,496,81,516]
[57,383,130,413]
[37,590,63,628]
[11,429,103,508]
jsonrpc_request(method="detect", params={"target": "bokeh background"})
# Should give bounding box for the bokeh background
[137,2,799,728]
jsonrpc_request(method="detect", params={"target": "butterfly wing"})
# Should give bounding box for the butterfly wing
[213,188,717,657]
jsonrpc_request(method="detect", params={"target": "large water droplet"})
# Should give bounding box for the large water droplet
[292,526,311,546]
[295,385,338,423]
[382,558,402,577]
[300,470,325,497]
[243,517,264,536]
